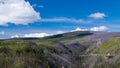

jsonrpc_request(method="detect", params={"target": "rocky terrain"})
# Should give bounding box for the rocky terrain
[0,31,120,68]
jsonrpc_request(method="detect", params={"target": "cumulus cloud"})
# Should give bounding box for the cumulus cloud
[90,26,108,31]
[72,26,108,32]
[11,26,108,38]
[71,27,88,32]
[0,31,5,35]
[11,31,65,38]
[41,17,84,23]
[22,33,50,38]
[0,0,40,25]
[89,12,106,19]
[11,34,19,38]
[11,33,52,38]
[56,31,65,34]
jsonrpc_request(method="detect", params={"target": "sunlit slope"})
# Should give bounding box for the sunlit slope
[94,37,120,54]
[0,31,120,68]
[83,37,120,68]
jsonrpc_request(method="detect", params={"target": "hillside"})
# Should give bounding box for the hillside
[0,31,120,68]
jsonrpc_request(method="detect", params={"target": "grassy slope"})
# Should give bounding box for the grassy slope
[0,31,92,68]
[0,31,120,68]
[86,37,120,55]
[84,37,120,68]
[0,41,54,68]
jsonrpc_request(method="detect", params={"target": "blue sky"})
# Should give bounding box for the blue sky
[0,0,120,38]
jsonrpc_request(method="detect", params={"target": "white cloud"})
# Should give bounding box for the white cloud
[56,31,65,34]
[11,33,51,38]
[0,31,5,35]
[0,0,40,25]
[89,12,106,19]
[71,27,88,32]
[11,26,108,38]
[11,34,19,38]
[23,33,50,38]
[11,31,65,38]
[90,26,108,31]
[41,17,84,23]
[72,26,108,32]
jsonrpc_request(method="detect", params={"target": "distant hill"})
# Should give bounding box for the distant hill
[0,31,120,68]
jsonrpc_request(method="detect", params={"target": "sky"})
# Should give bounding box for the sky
[0,0,120,39]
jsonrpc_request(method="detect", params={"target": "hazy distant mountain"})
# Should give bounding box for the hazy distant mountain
[0,31,120,68]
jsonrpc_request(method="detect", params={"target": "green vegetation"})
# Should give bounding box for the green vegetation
[0,31,120,68]
[84,37,120,68]
[91,37,120,55]
[0,41,51,68]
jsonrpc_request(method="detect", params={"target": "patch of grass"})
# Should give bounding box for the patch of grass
[92,37,120,55]
[0,41,50,68]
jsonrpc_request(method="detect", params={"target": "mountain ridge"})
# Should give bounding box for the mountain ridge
[0,31,120,68]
